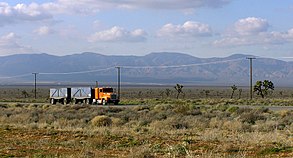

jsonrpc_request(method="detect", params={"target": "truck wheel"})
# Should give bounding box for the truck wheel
[50,98,56,105]
[102,99,106,105]
[114,101,119,105]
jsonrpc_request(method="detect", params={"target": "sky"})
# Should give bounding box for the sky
[1,0,293,58]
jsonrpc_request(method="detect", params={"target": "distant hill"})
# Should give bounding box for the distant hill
[0,52,292,86]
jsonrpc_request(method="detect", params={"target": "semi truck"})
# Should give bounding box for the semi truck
[50,87,119,105]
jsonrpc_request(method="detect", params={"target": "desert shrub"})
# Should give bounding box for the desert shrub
[0,103,8,108]
[51,118,87,129]
[167,144,189,157]
[106,107,125,113]
[222,120,243,131]
[128,146,155,158]
[91,115,112,127]
[275,111,293,130]
[172,105,187,114]
[240,123,253,132]
[29,110,40,123]
[152,111,169,120]
[41,104,51,109]
[186,108,202,115]
[88,137,112,150]
[254,107,270,113]
[278,111,293,124]
[169,116,190,129]
[10,113,32,124]
[153,104,173,112]
[209,117,223,128]
[27,104,38,109]
[253,120,277,132]
[115,108,139,124]
[7,103,23,108]
[239,112,266,125]
[188,116,210,129]
[215,104,230,111]
[202,111,217,119]
[111,117,124,127]
[236,107,253,114]
[227,106,239,113]
[149,115,194,130]
[133,105,150,112]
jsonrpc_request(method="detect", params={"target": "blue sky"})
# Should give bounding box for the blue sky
[1,0,293,59]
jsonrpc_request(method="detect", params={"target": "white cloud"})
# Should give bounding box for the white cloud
[115,0,231,10]
[214,28,293,47]
[34,26,55,35]
[158,21,212,38]
[88,26,147,42]
[213,37,251,46]
[0,1,231,26]
[0,2,52,26]
[23,0,231,15]
[234,17,269,35]
[0,33,33,55]
[212,17,293,47]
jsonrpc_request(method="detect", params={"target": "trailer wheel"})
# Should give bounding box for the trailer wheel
[50,98,56,105]
[63,98,67,105]
[85,99,92,105]
[72,98,78,104]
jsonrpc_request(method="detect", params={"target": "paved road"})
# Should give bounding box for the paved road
[1,102,293,111]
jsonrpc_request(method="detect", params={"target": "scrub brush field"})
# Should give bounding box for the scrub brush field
[0,86,293,157]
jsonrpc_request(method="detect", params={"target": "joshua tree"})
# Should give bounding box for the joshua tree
[238,89,242,99]
[230,85,237,99]
[254,80,274,98]
[279,91,283,96]
[138,91,142,99]
[21,90,29,98]
[174,84,184,99]
[204,90,210,97]
[165,88,171,98]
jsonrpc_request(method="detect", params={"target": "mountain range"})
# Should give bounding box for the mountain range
[0,52,292,86]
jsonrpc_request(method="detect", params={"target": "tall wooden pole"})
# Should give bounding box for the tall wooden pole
[116,67,121,100]
[32,72,38,99]
[246,57,256,99]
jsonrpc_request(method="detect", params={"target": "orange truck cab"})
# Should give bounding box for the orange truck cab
[93,87,119,105]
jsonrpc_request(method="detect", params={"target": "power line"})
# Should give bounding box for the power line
[0,58,244,79]
[120,58,244,69]
[39,67,115,75]
[0,73,32,79]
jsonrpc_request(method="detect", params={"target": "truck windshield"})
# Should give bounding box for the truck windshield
[102,88,113,93]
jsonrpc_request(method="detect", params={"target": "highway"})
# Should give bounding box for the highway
[1,102,293,111]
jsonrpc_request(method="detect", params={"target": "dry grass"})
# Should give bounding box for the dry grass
[0,101,292,157]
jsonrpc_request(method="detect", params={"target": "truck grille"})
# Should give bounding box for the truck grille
[110,94,117,100]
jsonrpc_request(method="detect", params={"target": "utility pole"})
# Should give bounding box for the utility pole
[115,67,121,100]
[32,72,38,99]
[246,57,256,99]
